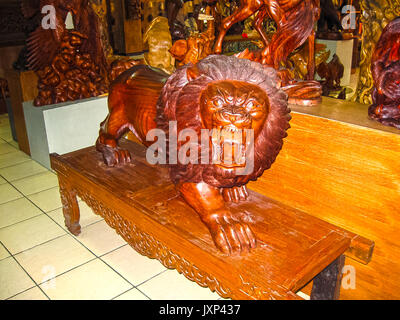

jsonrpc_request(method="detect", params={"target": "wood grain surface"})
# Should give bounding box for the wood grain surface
[51,138,373,300]
[249,97,399,299]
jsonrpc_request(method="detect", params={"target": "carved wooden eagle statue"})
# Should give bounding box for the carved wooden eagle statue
[21,0,108,74]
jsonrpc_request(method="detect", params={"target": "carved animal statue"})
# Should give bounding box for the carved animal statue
[22,0,108,77]
[143,16,176,75]
[96,55,291,255]
[368,17,400,130]
[169,4,215,66]
[316,53,344,91]
[214,0,321,80]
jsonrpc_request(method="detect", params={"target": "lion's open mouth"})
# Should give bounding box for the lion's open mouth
[211,125,249,168]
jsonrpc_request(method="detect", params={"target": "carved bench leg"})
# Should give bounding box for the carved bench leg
[58,178,81,236]
[310,255,345,300]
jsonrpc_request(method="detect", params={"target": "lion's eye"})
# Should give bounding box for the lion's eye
[213,99,224,107]
[246,101,256,109]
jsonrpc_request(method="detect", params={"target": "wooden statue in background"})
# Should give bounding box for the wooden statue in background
[213,0,323,106]
[317,0,343,39]
[214,0,320,78]
[143,16,176,75]
[33,31,107,106]
[169,4,215,66]
[22,0,108,76]
[316,54,345,95]
[96,55,291,255]
[22,0,110,106]
[368,17,400,130]
[165,0,186,39]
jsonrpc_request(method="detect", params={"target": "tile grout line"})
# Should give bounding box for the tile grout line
[0,131,161,300]
[0,240,51,300]
[1,170,56,186]
[0,157,32,170]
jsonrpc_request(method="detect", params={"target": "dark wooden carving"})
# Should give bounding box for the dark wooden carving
[23,0,108,73]
[22,0,109,106]
[317,0,343,40]
[368,17,400,130]
[125,0,141,20]
[96,55,291,255]
[33,31,107,106]
[169,4,215,66]
[213,0,322,106]
[165,0,186,40]
[317,53,345,96]
[214,0,320,70]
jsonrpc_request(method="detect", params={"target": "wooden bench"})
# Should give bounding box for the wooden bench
[50,139,374,300]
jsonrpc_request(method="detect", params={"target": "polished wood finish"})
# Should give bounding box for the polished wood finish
[23,0,108,75]
[368,17,400,130]
[214,0,320,73]
[32,31,108,106]
[169,4,215,66]
[217,0,323,106]
[96,55,291,255]
[50,139,373,299]
[248,97,399,299]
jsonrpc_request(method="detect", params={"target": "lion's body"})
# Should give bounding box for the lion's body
[99,65,169,150]
[96,55,291,255]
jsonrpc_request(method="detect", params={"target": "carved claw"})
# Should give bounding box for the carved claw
[103,147,131,167]
[222,186,249,203]
[204,210,256,255]
[96,140,132,167]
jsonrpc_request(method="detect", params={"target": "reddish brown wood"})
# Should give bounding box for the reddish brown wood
[217,1,323,105]
[169,5,215,67]
[23,0,108,75]
[32,31,108,106]
[50,139,373,299]
[96,55,291,255]
[214,0,320,69]
[58,176,81,236]
[368,17,400,130]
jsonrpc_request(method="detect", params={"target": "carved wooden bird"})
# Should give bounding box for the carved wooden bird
[21,0,108,74]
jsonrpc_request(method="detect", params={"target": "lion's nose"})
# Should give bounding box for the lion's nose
[221,108,251,126]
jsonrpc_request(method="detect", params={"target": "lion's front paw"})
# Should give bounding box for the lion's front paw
[204,210,256,255]
[222,186,249,203]
[101,146,132,167]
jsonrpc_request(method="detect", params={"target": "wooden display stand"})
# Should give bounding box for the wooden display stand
[50,139,373,300]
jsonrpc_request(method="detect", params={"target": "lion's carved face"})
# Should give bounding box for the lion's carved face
[157,55,291,188]
[200,80,269,169]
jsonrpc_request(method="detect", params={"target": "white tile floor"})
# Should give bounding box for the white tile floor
[0,113,222,300]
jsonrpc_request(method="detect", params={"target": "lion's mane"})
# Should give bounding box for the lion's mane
[156,55,291,188]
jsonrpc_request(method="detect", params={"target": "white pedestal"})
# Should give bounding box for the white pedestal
[316,39,354,86]
[23,95,109,169]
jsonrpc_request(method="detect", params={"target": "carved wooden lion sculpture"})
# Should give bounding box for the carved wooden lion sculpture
[368,17,400,130]
[96,55,291,255]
